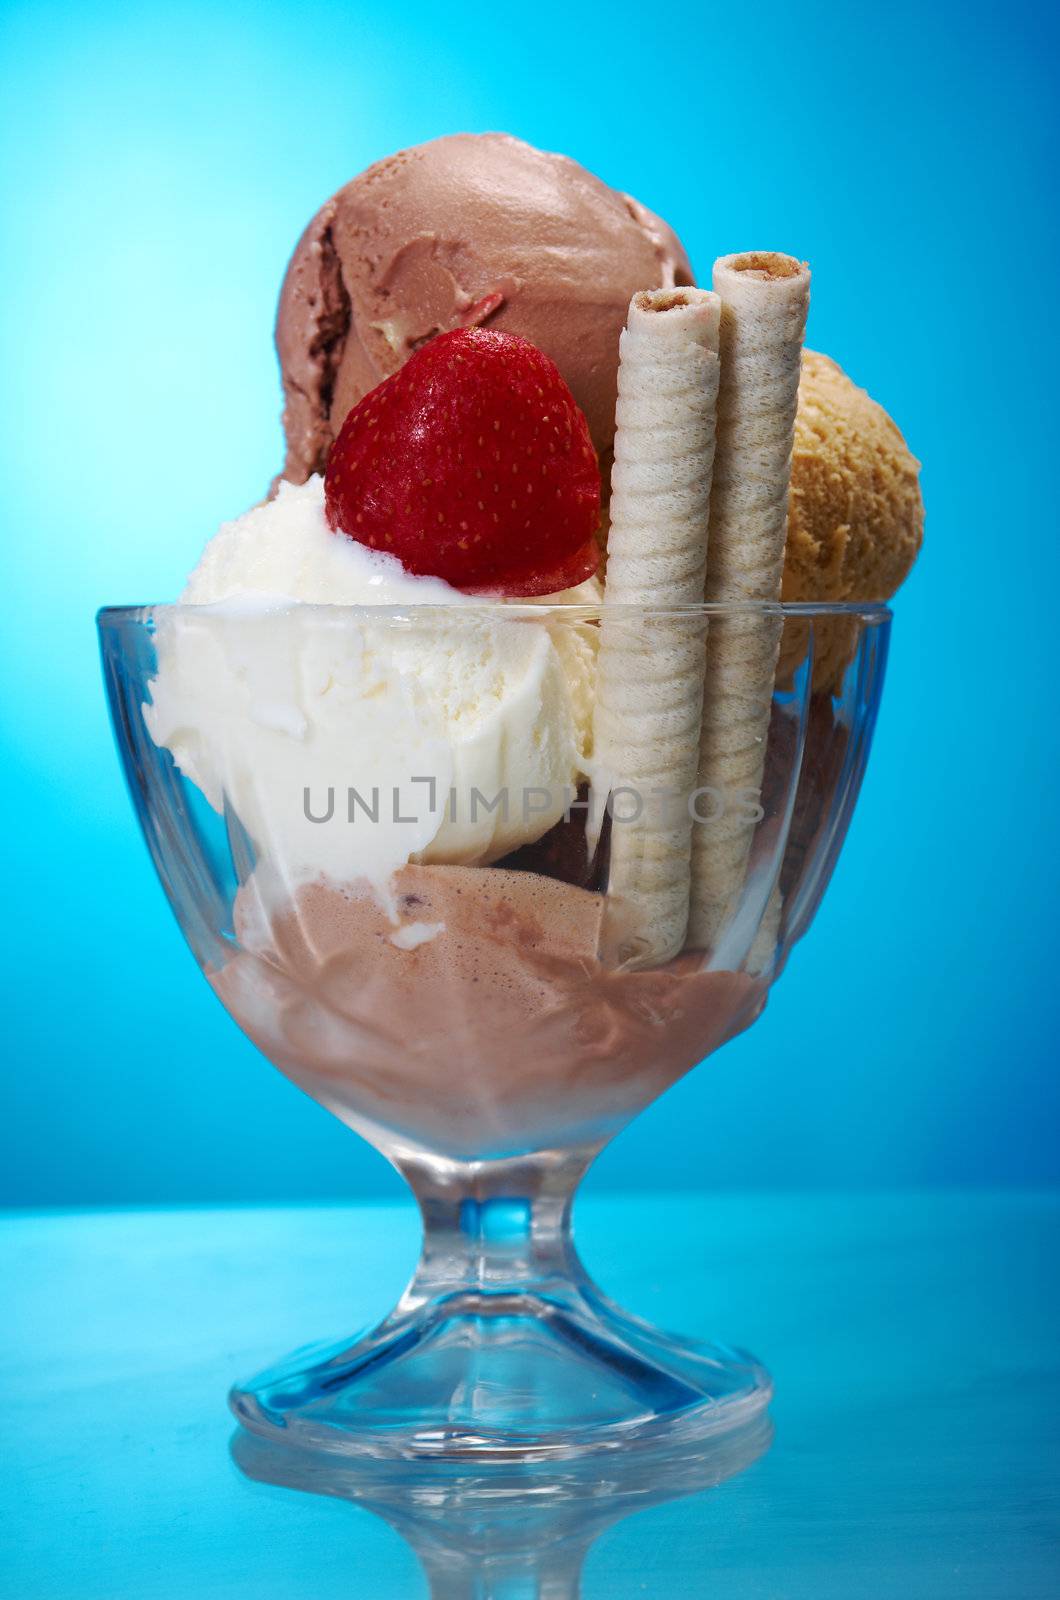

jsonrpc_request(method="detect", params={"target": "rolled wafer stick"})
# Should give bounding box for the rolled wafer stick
[594,287,721,964]
[688,252,810,954]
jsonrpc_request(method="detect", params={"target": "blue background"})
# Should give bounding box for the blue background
[1,0,1057,1205]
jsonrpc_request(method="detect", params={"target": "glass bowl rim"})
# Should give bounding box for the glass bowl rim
[97,598,892,628]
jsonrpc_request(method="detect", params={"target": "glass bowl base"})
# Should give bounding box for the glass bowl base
[229,1284,772,1464]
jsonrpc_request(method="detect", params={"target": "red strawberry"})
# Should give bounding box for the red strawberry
[324,328,601,595]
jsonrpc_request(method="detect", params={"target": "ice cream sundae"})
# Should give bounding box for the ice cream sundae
[100,130,922,1457]
[139,133,923,1161]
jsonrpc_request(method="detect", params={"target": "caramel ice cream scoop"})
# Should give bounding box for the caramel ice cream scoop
[785,350,923,604]
[779,350,924,688]
[275,132,692,487]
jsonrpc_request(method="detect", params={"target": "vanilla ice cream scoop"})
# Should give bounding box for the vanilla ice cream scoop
[145,479,599,907]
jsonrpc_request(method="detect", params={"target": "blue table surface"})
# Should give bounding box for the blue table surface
[3,1191,1058,1598]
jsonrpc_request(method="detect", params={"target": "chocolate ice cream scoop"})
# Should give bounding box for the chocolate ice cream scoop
[275,133,693,487]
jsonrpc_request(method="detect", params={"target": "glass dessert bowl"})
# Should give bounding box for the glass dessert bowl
[99,597,889,1463]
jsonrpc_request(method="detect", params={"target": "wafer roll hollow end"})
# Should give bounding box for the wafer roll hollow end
[713,251,810,300]
[626,285,722,343]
